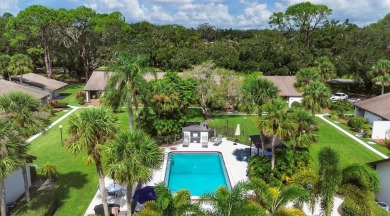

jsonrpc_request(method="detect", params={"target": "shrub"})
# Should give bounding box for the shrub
[76,91,84,99]
[291,101,302,109]
[47,99,59,107]
[362,124,372,138]
[347,117,367,132]
[77,97,86,105]
[42,162,57,180]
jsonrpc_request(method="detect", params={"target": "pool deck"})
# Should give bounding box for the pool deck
[84,138,251,215]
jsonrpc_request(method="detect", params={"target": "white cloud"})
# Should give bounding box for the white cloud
[236,3,272,29]
[85,0,149,20]
[146,0,192,3]
[0,0,21,15]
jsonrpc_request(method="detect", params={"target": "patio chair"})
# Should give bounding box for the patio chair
[213,134,223,146]
[183,135,190,147]
[202,136,208,148]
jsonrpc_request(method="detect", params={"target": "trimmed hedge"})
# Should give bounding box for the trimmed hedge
[12,188,57,216]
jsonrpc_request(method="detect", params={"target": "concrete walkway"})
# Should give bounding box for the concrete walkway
[316,114,389,159]
[26,106,79,143]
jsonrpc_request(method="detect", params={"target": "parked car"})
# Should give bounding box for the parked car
[330,92,348,100]
[376,202,390,211]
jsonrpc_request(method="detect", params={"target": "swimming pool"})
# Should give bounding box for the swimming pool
[165,152,231,196]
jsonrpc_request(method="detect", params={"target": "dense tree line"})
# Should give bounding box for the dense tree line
[1,2,390,92]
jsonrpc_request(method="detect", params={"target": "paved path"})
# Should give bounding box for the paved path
[316,114,389,159]
[26,106,79,143]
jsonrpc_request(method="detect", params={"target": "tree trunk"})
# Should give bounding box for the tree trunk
[127,100,134,131]
[81,46,90,82]
[260,133,265,156]
[22,166,31,202]
[381,83,385,95]
[0,179,6,216]
[133,94,139,126]
[42,33,53,79]
[130,182,143,214]
[201,95,209,119]
[20,74,23,84]
[126,183,133,216]
[271,135,276,170]
[95,160,109,216]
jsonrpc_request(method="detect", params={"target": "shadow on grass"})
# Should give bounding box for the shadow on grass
[232,148,251,162]
[55,171,88,209]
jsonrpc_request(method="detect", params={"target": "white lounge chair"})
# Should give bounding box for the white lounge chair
[183,135,190,147]
[202,136,208,148]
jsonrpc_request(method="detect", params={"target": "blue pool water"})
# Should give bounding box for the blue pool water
[165,152,231,196]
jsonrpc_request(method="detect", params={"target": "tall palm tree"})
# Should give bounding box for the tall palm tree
[137,183,202,216]
[259,98,296,170]
[294,68,320,91]
[292,109,318,151]
[291,147,380,216]
[0,91,49,202]
[240,73,279,116]
[371,59,390,95]
[0,54,11,80]
[103,52,150,130]
[200,182,265,216]
[7,54,33,84]
[105,129,163,216]
[248,178,307,216]
[302,81,331,116]
[66,108,120,216]
[315,56,336,83]
[0,120,27,216]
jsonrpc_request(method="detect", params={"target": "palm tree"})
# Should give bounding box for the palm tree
[0,120,27,216]
[137,183,202,216]
[248,178,307,216]
[105,129,163,215]
[292,109,318,151]
[294,68,320,91]
[291,147,380,216]
[0,91,49,202]
[315,56,336,82]
[240,73,279,116]
[0,54,11,80]
[259,98,296,170]
[103,52,150,130]
[66,108,120,216]
[7,54,33,84]
[371,59,390,95]
[200,182,265,216]
[302,81,331,116]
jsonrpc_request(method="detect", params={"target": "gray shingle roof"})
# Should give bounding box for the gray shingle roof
[263,76,302,97]
[355,93,390,120]
[0,79,49,99]
[182,123,209,132]
[12,73,67,91]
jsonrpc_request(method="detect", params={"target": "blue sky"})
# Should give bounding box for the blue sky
[1,0,389,29]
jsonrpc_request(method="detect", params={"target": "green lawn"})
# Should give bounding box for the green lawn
[325,116,390,157]
[14,109,130,216]
[58,83,85,106]
[207,114,383,170]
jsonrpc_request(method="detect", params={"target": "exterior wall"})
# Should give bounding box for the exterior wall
[288,96,303,107]
[354,107,365,117]
[364,111,383,126]
[372,121,390,139]
[201,131,208,143]
[85,91,90,102]
[4,166,31,203]
[375,161,390,205]
[52,90,60,98]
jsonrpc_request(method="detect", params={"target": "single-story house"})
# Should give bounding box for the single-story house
[11,73,67,99]
[84,71,170,102]
[354,93,390,139]
[368,158,390,205]
[0,79,50,103]
[263,76,303,107]
[182,122,211,144]
[249,134,287,155]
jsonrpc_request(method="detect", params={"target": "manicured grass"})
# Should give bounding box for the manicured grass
[49,109,72,122]
[17,109,130,216]
[58,83,85,106]
[207,114,383,170]
[310,117,383,170]
[325,116,390,157]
